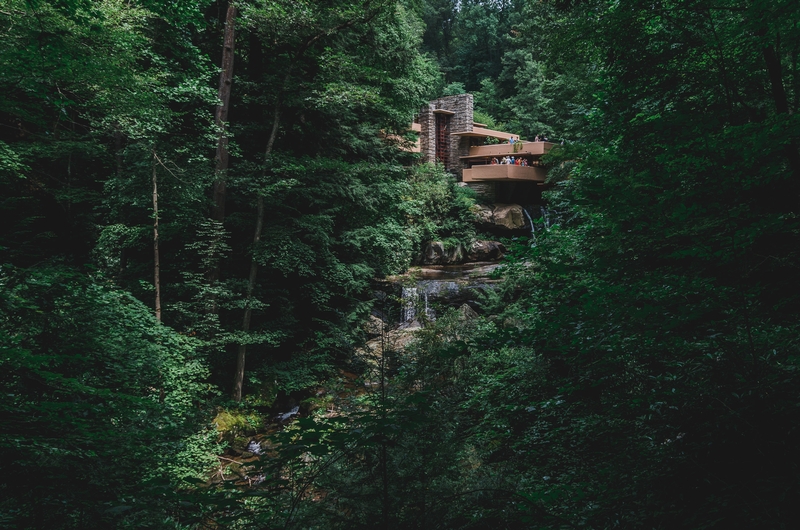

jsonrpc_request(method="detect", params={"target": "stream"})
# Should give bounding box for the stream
[387,261,503,327]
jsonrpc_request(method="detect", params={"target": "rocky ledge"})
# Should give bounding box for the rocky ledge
[473,203,528,231]
[416,240,506,266]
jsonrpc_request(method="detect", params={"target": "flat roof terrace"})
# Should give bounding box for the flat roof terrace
[460,141,555,160]
[451,126,520,141]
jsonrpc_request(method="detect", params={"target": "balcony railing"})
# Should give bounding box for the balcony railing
[460,141,555,160]
[462,164,547,182]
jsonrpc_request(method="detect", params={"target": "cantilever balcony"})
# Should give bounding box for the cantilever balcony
[462,163,547,182]
[459,141,554,182]
[459,141,555,160]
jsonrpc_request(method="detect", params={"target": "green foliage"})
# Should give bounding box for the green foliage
[414,0,800,526]
[472,108,507,143]
[0,265,213,528]
[0,0,454,526]
[245,2,800,529]
[440,81,467,96]
[0,0,215,270]
[471,109,504,132]
[213,408,266,439]
[6,0,800,528]
[401,163,477,249]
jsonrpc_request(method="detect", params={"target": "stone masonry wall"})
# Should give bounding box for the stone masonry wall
[418,103,436,164]
[463,182,495,202]
[419,94,474,178]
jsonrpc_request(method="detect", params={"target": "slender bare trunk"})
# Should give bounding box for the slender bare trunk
[764,42,791,115]
[155,152,165,397]
[114,128,128,280]
[762,39,800,185]
[232,194,264,401]
[152,151,162,323]
[231,74,286,401]
[212,3,237,224]
[380,338,389,529]
[114,128,123,181]
[232,3,387,400]
[207,2,237,320]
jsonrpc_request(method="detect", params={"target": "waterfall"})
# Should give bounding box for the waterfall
[246,440,264,455]
[400,283,443,326]
[541,205,552,230]
[522,207,536,245]
[275,405,300,422]
[401,286,417,323]
[388,270,500,330]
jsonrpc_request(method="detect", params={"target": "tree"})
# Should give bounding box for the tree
[0,265,213,528]
[210,0,438,400]
[434,0,800,527]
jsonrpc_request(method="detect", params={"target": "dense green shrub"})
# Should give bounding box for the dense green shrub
[0,266,214,528]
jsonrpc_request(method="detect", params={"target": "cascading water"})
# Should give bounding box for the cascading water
[523,205,557,246]
[522,207,537,245]
[401,281,463,326]
[541,205,552,229]
[246,440,264,455]
[275,405,300,422]
[401,286,418,324]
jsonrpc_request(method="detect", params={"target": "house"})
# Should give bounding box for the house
[414,93,554,203]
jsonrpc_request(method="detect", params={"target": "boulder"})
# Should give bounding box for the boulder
[364,315,386,337]
[491,204,527,230]
[468,240,506,261]
[473,204,494,225]
[473,203,528,231]
[458,303,480,320]
[421,241,466,265]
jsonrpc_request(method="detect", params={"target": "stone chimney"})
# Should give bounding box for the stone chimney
[418,94,474,179]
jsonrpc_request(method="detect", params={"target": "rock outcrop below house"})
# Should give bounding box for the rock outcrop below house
[474,203,528,230]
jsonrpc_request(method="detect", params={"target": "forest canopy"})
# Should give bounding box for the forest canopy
[2,0,800,528]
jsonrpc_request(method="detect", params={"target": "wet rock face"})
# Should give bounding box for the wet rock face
[474,204,495,225]
[422,241,465,265]
[468,240,505,261]
[418,240,505,265]
[399,280,483,326]
[474,203,528,230]
[375,262,503,327]
[493,204,527,229]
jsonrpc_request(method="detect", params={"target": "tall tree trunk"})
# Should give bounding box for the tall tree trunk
[380,318,390,529]
[212,2,237,225]
[115,127,127,281]
[232,103,281,401]
[231,2,387,400]
[764,42,791,115]
[207,3,237,317]
[232,194,264,401]
[762,39,800,187]
[152,151,162,323]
